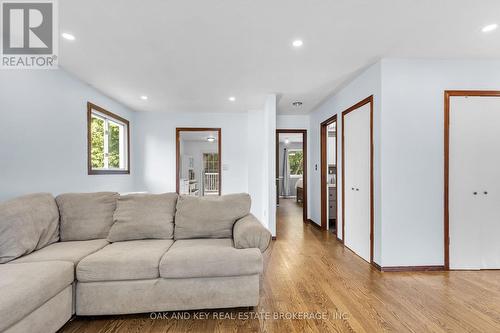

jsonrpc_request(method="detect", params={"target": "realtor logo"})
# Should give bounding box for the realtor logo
[1,0,58,68]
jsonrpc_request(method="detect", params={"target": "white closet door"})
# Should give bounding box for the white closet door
[450,96,500,269]
[344,103,371,262]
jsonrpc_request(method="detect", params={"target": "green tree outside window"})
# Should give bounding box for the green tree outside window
[91,117,105,168]
[289,150,303,175]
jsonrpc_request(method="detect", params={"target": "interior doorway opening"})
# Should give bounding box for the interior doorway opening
[275,129,307,235]
[321,116,338,233]
[176,128,221,196]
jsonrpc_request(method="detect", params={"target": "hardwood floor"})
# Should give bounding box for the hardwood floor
[61,199,500,333]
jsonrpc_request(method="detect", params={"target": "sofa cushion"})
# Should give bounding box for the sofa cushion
[233,214,272,252]
[107,193,177,242]
[159,239,262,278]
[10,239,109,265]
[0,261,73,332]
[56,192,118,241]
[0,193,59,264]
[174,193,251,239]
[77,239,174,282]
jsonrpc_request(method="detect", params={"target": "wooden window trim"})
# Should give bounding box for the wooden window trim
[87,102,130,175]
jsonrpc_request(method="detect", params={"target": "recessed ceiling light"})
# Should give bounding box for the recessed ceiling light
[292,101,303,107]
[482,23,498,33]
[61,33,75,41]
[140,95,148,100]
[228,96,236,102]
[292,40,303,48]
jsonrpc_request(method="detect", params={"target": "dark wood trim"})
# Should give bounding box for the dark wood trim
[87,102,130,175]
[377,265,445,272]
[306,218,322,230]
[320,115,338,233]
[443,90,500,270]
[276,129,308,227]
[372,262,382,271]
[341,96,374,264]
[175,127,222,195]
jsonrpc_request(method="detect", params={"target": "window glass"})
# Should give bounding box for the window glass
[88,102,129,174]
[91,116,105,169]
[288,150,303,175]
[108,121,121,169]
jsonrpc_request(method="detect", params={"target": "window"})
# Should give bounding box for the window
[203,153,219,173]
[288,149,303,176]
[87,102,130,174]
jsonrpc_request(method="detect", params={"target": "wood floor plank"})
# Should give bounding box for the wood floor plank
[60,199,500,333]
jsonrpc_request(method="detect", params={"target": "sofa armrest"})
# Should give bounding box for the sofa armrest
[233,214,272,252]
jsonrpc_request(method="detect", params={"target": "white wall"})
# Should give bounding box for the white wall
[309,62,382,264]
[0,70,136,201]
[380,59,500,266]
[247,109,266,227]
[277,115,310,130]
[247,95,277,235]
[133,111,248,196]
[265,95,277,236]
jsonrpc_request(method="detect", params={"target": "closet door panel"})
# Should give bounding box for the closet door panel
[473,97,500,269]
[344,103,371,262]
[344,112,356,255]
[450,96,500,269]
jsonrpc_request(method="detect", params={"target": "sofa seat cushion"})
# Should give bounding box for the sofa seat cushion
[0,261,74,332]
[77,240,174,282]
[0,193,59,263]
[159,239,262,279]
[56,192,118,241]
[10,239,109,265]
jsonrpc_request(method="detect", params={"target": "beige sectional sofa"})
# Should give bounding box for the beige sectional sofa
[0,192,271,333]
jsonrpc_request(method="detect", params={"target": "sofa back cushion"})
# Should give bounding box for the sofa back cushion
[0,193,59,263]
[174,193,251,239]
[56,192,118,241]
[107,193,178,242]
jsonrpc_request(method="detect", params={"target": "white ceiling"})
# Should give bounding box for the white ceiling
[59,0,500,114]
[179,131,219,142]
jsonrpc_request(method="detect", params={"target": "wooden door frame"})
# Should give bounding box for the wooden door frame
[176,127,222,195]
[320,115,337,232]
[341,96,374,264]
[276,129,308,224]
[444,90,500,270]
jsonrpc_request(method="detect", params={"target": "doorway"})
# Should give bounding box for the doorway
[341,96,374,264]
[445,90,500,270]
[176,128,221,196]
[276,129,307,228]
[320,116,338,233]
